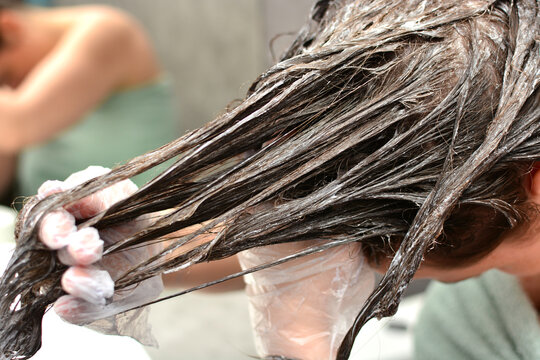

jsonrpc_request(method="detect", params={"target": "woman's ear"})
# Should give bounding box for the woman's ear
[0,10,23,47]
[527,162,540,202]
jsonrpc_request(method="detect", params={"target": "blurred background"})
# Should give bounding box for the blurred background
[52,0,314,135]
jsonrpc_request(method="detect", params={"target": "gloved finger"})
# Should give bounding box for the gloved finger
[57,228,103,266]
[61,266,114,305]
[62,166,112,219]
[39,209,77,250]
[54,276,163,325]
[53,295,98,325]
[62,166,110,187]
[65,191,119,220]
[37,180,65,199]
[62,167,138,219]
[54,295,118,325]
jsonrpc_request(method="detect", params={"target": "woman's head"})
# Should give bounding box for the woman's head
[1,0,538,359]
[355,3,533,268]
[0,1,52,87]
[279,0,539,277]
[403,163,540,282]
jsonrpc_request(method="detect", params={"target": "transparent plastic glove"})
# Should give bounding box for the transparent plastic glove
[37,166,163,346]
[238,242,375,360]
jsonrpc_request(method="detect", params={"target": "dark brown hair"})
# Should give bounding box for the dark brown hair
[1,0,539,359]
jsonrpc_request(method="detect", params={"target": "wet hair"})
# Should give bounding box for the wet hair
[1,0,538,359]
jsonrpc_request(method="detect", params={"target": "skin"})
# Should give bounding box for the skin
[414,219,540,283]
[161,224,245,292]
[0,5,160,196]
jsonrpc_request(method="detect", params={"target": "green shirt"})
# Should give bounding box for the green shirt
[414,270,540,360]
[17,78,178,197]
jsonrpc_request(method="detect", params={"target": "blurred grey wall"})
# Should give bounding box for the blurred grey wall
[54,0,312,135]
[261,0,313,61]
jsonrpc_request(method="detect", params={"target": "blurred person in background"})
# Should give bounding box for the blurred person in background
[0,2,178,359]
[0,0,177,205]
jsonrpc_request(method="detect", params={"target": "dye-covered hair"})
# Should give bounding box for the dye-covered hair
[1,0,539,359]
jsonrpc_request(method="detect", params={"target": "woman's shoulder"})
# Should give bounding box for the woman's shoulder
[58,5,140,30]
[414,271,540,360]
[57,5,159,87]
[63,5,148,52]
[45,5,143,39]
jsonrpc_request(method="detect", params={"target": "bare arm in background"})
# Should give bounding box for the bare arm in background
[161,224,245,292]
[0,6,159,197]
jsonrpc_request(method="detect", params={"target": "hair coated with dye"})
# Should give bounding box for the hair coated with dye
[1,0,539,359]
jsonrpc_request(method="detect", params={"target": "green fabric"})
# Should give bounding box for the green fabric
[17,78,178,197]
[414,270,540,360]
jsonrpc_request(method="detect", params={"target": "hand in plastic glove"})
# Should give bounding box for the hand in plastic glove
[37,166,163,346]
[238,241,374,360]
